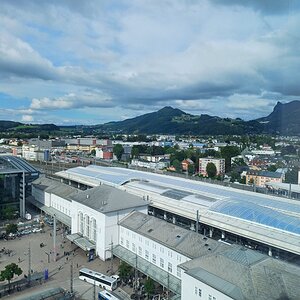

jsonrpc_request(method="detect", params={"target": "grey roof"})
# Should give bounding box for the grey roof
[180,246,300,300]
[0,155,38,174]
[32,177,78,200]
[120,211,230,259]
[70,186,147,213]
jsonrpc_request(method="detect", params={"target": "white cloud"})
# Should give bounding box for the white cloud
[22,115,34,122]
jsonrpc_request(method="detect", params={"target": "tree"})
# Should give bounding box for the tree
[206,162,217,178]
[113,144,124,161]
[0,263,22,289]
[172,159,182,172]
[90,149,96,156]
[118,261,132,281]
[188,164,195,176]
[285,168,298,184]
[144,278,155,298]
[220,146,241,173]
[131,146,140,158]
[3,206,15,220]
[6,223,18,235]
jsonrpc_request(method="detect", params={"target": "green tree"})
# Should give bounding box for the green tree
[172,159,182,172]
[285,168,298,184]
[206,162,217,178]
[220,146,241,173]
[144,278,155,298]
[118,261,132,281]
[6,223,18,234]
[3,206,15,220]
[131,146,140,158]
[90,149,96,156]
[113,144,124,161]
[267,165,277,172]
[0,263,23,289]
[188,164,195,175]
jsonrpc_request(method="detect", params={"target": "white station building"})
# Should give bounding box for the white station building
[27,164,300,300]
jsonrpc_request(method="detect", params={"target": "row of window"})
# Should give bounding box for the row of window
[121,238,181,278]
[52,202,71,216]
[121,230,182,262]
[78,212,97,242]
[194,287,216,300]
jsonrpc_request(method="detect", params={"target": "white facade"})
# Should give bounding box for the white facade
[181,271,233,300]
[72,201,147,260]
[119,226,190,279]
[199,158,225,176]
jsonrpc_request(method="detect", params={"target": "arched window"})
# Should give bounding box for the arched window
[85,215,90,238]
[79,212,83,234]
[89,217,97,242]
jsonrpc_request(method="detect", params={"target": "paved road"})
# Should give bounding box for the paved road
[0,224,132,299]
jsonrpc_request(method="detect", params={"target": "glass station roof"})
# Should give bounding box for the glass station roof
[210,200,300,235]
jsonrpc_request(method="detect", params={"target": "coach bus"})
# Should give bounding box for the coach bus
[98,290,121,300]
[79,268,117,291]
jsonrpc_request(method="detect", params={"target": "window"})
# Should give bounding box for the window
[139,236,142,242]
[177,267,181,278]
[126,240,129,248]
[152,254,156,264]
[208,295,212,300]
[168,250,172,258]
[145,240,149,246]
[160,247,164,253]
[85,214,90,238]
[121,237,124,245]
[195,287,198,295]
[160,258,164,268]
[79,212,83,234]
[132,233,135,239]
[145,250,149,260]
[152,243,156,249]
[198,289,202,297]
[92,218,97,242]
[132,243,136,252]
[138,246,142,256]
[168,262,172,273]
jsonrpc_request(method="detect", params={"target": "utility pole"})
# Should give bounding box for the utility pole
[28,242,31,286]
[53,214,56,262]
[110,240,114,275]
[93,279,96,300]
[70,262,74,295]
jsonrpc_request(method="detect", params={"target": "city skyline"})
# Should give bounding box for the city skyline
[1,0,300,125]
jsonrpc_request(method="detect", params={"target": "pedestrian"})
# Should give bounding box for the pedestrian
[76,263,79,268]
[18,257,20,263]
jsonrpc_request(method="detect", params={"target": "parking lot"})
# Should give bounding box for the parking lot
[0,221,131,299]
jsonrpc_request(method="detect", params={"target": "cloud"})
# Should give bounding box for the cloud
[22,115,34,122]
[30,90,113,110]
[0,0,300,124]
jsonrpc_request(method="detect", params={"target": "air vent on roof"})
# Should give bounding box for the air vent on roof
[176,235,181,239]
[148,229,153,233]
[203,237,207,240]
[86,194,89,199]
[204,243,209,247]
[208,248,211,251]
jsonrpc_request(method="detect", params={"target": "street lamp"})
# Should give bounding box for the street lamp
[45,251,50,263]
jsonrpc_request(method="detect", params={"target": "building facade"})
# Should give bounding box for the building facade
[198,158,225,176]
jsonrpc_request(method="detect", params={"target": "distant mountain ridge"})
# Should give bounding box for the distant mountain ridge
[101,101,300,135]
[1,100,300,135]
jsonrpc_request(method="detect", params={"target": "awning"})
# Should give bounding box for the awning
[67,233,95,251]
[113,245,181,295]
[26,196,71,227]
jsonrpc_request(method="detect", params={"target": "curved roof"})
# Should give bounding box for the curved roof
[210,200,300,235]
[0,155,38,174]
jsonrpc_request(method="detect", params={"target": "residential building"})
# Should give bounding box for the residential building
[198,157,225,176]
[246,170,283,187]
[181,158,194,172]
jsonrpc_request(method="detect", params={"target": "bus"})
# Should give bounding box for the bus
[98,290,121,300]
[79,268,117,291]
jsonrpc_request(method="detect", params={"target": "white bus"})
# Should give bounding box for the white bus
[79,268,117,291]
[98,290,121,300]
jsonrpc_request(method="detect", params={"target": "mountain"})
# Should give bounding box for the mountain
[101,106,263,135]
[0,121,60,134]
[257,101,300,135]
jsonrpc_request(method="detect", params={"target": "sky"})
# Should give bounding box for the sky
[1,0,300,125]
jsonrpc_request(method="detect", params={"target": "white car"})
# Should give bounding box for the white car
[32,228,42,233]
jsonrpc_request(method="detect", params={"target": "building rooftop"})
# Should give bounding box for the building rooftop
[120,211,229,259]
[0,155,39,174]
[32,177,78,201]
[180,246,300,300]
[56,165,300,254]
[70,185,147,214]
